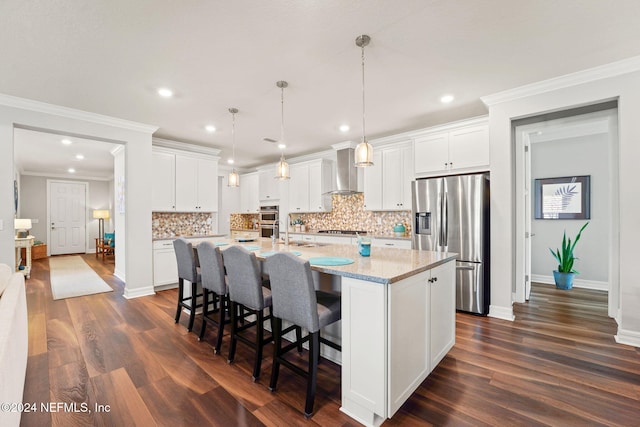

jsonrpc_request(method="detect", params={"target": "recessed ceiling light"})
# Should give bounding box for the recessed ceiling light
[339,124,350,132]
[157,87,173,98]
[440,94,454,104]
[205,125,216,133]
[227,158,234,165]
[61,139,72,145]
[67,168,76,173]
[75,154,84,160]
[277,143,286,150]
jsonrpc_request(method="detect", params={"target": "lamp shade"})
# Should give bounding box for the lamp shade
[14,218,32,230]
[93,209,110,220]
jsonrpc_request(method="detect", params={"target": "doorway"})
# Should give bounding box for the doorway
[514,104,620,320]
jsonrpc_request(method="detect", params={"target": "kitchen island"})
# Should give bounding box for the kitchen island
[189,237,457,426]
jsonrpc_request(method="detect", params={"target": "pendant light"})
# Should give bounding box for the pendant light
[228,107,240,187]
[275,80,290,180]
[354,34,374,167]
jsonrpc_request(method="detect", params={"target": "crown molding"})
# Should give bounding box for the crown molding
[481,55,640,107]
[152,137,221,157]
[0,93,158,134]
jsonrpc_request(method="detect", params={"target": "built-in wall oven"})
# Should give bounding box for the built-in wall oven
[259,205,279,238]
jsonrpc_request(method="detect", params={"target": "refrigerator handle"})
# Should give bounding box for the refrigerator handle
[442,184,448,247]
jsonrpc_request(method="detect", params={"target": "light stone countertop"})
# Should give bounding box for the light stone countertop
[284,230,411,241]
[153,233,227,241]
[192,237,456,285]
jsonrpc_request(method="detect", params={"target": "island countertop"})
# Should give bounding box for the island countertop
[190,237,456,285]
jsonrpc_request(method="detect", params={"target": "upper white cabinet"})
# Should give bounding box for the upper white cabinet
[152,150,176,211]
[414,118,489,176]
[288,159,333,213]
[240,172,260,213]
[152,145,219,212]
[363,143,413,211]
[258,168,280,202]
[175,155,218,211]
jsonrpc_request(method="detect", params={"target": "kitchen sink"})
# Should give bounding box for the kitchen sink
[288,241,328,247]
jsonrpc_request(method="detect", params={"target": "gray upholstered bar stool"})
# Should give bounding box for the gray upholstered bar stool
[172,237,203,332]
[265,252,342,418]
[196,241,229,354]
[222,245,274,381]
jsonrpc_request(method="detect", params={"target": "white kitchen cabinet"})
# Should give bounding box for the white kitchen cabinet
[153,239,178,287]
[430,261,456,369]
[363,144,412,211]
[240,172,260,213]
[152,147,219,213]
[414,120,489,176]
[314,234,353,245]
[288,159,333,213]
[152,151,176,211]
[381,144,413,210]
[175,155,219,212]
[258,168,280,202]
[371,238,412,249]
[363,151,383,210]
[388,260,455,416]
[288,233,315,242]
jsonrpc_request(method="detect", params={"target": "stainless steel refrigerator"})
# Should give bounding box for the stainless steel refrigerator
[412,173,490,315]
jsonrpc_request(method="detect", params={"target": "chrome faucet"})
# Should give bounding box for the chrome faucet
[285,214,291,246]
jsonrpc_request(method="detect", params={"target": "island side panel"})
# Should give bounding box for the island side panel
[388,270,431,416]
[340,276,387,427]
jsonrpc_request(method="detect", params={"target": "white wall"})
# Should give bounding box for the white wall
[0,95,156,299]
[531,133,609,284]
[19,175,112,250]
[484,62,640,347]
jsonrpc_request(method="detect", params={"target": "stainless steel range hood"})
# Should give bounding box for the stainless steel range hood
[331,147,362,194]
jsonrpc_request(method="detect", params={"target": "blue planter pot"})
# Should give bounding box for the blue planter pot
[553,271,575,290]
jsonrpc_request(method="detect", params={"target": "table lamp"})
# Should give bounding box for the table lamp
[93,209,110,241]
[14,218,32,238]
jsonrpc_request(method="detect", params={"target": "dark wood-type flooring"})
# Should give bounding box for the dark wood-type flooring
[21,254,640,426]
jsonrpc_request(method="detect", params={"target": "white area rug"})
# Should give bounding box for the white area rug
[49,256,113,300]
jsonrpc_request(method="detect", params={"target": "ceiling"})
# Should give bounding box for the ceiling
[4,0,640,178]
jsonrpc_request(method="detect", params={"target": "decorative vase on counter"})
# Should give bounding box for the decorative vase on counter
[393,223,406,237]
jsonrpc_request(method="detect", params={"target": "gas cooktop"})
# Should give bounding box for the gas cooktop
[317,230,367,235]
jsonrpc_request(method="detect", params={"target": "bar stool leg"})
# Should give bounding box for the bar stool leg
[175,278,184,324]
[198,289,209,341]
[253,310,265,381]
[269,317,282,391]
[214,295,227,354]
[304,331,320,418]
[187,281,197,332]
[228,302,238,364]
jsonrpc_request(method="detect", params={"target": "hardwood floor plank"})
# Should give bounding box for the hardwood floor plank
[90,367,157,426]
[21,353,51,427]
[192,386,265,427]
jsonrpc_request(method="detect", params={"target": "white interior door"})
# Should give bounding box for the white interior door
[49,181,87,255]
[524,137,532,301]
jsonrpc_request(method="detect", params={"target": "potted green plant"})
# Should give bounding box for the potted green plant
[549,222,589,290]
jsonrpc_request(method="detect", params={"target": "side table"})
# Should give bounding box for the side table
[15,236,35,279]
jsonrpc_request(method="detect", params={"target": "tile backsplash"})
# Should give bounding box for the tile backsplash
[152,212,215,239]
[292,194,411,236]
[230,195,411,236]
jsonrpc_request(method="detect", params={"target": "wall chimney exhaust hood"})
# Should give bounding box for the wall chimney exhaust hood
[330,143,363,195]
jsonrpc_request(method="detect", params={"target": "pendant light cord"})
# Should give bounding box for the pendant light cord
[280,85,286,160]
[232,111,236,164]
[361,41,366,143]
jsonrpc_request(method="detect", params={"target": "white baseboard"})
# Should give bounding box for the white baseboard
[615,328,640,348]
[123,285,155,299]
[531,274,608,292]
[488,305,515,321]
